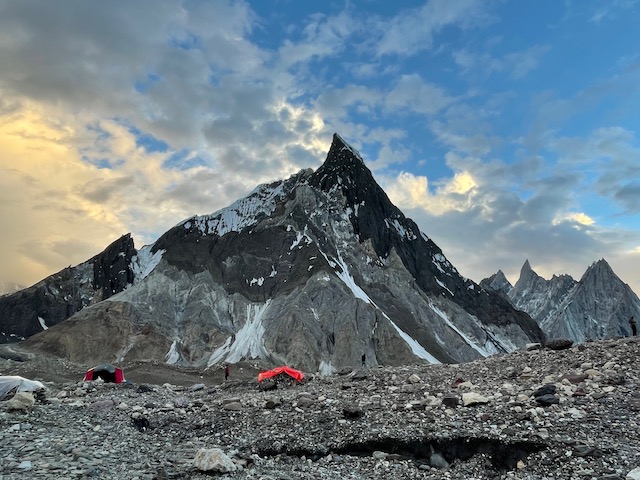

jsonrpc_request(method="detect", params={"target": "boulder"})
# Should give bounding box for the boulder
[5,392,36,411]
[193,448,237,473]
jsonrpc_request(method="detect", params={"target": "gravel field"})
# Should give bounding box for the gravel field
[1,338,639,479]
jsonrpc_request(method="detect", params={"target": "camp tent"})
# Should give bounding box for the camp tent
[258,366,304,382]
[0,376,46,400]
[84,364,125,383]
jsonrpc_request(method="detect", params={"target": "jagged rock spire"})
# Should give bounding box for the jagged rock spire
[310,133,380,203]
[309,133,406,257]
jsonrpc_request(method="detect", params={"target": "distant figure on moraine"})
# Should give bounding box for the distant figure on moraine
[630,316,637,336]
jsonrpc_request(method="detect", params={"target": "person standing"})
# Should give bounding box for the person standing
[224,364,230,381]
[630,316,637,336]
[361,353,366,367]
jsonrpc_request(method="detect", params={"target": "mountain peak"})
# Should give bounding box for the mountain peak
[580,258,615,283]
[309,133,394,213]
[480,269,513,295]
[312,133,369,187]
[516,259,538,284]
[329,133,366,165]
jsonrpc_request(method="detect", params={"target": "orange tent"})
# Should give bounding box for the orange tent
[258,366,304,382]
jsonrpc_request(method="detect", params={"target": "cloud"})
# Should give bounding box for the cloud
[375,0,492,57]
[549,127,640,214]
[588,0,638,23]
[383,141,640,294]
[0,107,129,284]
[453,44,551,80]
[277,10,356,69]
[385,75,455,115]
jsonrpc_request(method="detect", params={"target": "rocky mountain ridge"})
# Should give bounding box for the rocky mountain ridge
[6,134,543,371]
[481,259,640,342]
[0,234,136,343]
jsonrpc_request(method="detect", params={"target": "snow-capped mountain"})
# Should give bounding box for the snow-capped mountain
[18,134,544,371]
[482,259,640,342]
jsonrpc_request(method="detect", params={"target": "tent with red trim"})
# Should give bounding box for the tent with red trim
[83,364,125,383]
[258,366,304,382]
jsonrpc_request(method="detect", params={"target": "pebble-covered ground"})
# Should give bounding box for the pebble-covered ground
[1,337,639,480]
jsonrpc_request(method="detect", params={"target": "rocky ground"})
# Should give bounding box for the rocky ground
[1,337,639,480]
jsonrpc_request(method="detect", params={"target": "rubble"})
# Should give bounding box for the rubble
[1,337,639,479]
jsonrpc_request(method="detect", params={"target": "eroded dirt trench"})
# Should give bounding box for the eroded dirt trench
[255,436,546,471]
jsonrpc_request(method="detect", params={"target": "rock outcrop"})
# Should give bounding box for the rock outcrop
[0,234,136,343]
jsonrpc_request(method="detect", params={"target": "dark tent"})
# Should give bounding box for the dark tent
[83,364,125,383]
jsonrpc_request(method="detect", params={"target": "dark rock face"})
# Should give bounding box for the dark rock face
[0,234,136,343]
[93,234,136,300]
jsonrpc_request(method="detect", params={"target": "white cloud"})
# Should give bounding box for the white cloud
[385,74,455,115]
[453,44,551,80]
[375,0,492,57]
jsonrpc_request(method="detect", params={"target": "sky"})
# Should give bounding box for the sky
[1,0,639,295]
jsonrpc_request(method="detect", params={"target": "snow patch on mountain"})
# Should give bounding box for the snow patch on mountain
[332,254,372,304]
[207,337,232,367]
[131,245,165,282]
[432,253,454,276]
[335,133,365,162]
[185,181,287,237]
[435,278,454,296]
[290,227,313,250]
[38,316,48,331]
[207,301,272,366]
[318,360,335,375]
[428,303,488,357]
[165,340,180,365]
[385,218,417,241]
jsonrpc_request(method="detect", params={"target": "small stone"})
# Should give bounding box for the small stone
[372,451,387,460]
[546,339,573,350]
[343,404,363,419]
[429,452,449,469]
[535,394,560,406]
[533,384,556,397]
[441,393,459,407]
[462,392,490,406]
